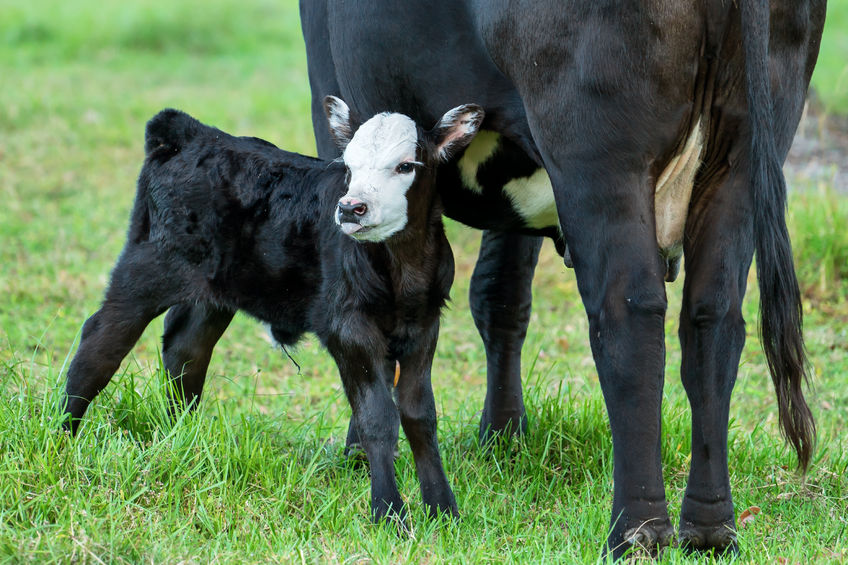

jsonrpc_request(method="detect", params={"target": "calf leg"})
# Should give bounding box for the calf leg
[63,245,174,433]
[328,335,405,522]
[161,303,234,414]
[677,171,753,554]
[342,367,396,461]
[396,323,457,518]
[471,230,542,445]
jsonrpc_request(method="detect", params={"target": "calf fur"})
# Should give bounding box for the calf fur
[62,99,484,522]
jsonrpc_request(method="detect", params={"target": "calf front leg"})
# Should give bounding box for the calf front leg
[343,371,396,462]
[471,230,541,446]
[161,303,235,414]
[396,322,457,518]
[327,334,404,523]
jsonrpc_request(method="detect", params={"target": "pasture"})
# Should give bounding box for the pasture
[1,1,846,562]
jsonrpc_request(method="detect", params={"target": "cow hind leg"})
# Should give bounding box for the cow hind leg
[677,172,754,554]
[471,230,541,446]
[161,303,235,415]
[535,148,675,557]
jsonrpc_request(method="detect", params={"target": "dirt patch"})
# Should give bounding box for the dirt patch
[785,100,848,193]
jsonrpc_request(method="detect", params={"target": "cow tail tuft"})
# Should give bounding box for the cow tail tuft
[740,0,815,472]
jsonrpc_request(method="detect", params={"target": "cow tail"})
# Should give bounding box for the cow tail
[739,0,815,471]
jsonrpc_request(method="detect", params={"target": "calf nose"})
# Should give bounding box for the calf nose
[338,199,368,218]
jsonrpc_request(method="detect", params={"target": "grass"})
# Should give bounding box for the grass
[812,1,848,114]
[1,1,847,563]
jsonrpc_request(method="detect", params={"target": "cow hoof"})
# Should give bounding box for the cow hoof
[620,521,676,558]
[372,498,409,533]
[679,495,737,555]
[679,522,738,555]
[478,411,527,452]
[606,517,675,560]
[426,500,460,521]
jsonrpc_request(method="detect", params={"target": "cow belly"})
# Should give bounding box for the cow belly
[458,126,705,258]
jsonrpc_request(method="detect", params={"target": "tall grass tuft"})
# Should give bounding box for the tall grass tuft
[789,183,848,300]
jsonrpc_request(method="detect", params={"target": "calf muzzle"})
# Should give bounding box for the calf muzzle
[337,198,369,235]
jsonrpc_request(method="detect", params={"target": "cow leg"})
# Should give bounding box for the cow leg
[396,323,458,518]
[677,171,754,554]
[63,246,173,433]
[539,157,674,558]
[328,338,405,523]
[471,230,542,446]
[161,303,235,414]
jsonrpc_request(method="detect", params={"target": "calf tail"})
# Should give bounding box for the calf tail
[144,108,202,157]
[740,0,814,471]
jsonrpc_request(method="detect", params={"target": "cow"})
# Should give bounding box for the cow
[299,0,825,558]
[61,100,486,523]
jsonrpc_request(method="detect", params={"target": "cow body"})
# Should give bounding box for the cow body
[63,104,485,522]
[301,0,826,556]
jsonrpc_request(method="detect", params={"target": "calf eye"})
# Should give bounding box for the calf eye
[395,162,415,174]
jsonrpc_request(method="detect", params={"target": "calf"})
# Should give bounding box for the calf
[62,98,484,522]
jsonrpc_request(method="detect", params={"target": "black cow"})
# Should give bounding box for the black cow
[62,100,485,522]
[300,0,825,558]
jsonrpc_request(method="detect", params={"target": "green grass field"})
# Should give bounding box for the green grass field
[1,1,847,563]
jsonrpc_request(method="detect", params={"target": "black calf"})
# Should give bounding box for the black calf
[62,99,484,523]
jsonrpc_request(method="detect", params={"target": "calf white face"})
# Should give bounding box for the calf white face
[337,111,420,241]
[324,96,483,243]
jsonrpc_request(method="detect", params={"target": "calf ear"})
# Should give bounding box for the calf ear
[430,104,485,161]
[323,95,355,150]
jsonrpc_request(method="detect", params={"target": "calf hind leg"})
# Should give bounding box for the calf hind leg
[63,248,173,433]
[161,303,235,414]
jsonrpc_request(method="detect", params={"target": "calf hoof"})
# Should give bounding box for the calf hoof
[609,518,675,560]
[343,442,399,468]
[59,416,74,435]
[343,442,369,467]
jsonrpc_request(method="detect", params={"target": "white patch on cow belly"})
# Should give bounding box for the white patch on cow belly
[654,118,705,256]
[502,169,558,229]
[458,130,500,194]
[458,129,559,229]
